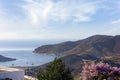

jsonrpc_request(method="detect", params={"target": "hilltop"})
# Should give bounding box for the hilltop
[30,35,120,76]
[34,35,120,57]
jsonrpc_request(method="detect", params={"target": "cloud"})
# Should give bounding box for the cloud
[102,19,120,35]
[0,0,120,40]
[22,0,99,25]
[111,19,120,24]
[23,0,53,25]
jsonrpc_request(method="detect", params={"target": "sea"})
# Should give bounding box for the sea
[0,40,60,67]
[0,50,55,67]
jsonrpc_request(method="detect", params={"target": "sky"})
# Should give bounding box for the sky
[0,0,120,41]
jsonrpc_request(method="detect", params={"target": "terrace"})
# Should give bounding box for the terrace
[0,67,24,80]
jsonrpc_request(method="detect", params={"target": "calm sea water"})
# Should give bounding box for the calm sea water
[0,40,63,67]
[0,50,55,67]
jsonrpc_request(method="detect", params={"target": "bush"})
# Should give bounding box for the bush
[81,61,120,80]
[37,58,73,80]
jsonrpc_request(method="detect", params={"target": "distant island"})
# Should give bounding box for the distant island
[32,35,120,76]
[0,55,16,62]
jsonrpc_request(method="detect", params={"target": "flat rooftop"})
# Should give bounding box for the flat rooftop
[0,67,23,72]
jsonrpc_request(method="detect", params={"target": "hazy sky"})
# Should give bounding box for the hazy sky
[0,0,120,40]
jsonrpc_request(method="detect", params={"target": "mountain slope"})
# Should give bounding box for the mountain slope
[34,41,78,54]
[34,35,120,57]
[29,35,120,76]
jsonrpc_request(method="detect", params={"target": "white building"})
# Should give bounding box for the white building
[0,67,24,80]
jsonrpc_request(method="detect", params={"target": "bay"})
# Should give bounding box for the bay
[0,50,55,67]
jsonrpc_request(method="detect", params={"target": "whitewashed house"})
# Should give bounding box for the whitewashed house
[0,67,24,80]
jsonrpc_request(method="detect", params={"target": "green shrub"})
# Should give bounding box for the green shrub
[37,58,73,80]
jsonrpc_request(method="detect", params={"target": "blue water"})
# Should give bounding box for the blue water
[0,50,55,67]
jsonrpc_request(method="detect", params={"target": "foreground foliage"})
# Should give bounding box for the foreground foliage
[81,61,120,80]
[37,58,73,80]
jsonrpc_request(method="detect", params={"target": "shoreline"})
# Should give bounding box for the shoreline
[11,66,38,70]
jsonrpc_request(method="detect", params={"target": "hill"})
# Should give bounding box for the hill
[29,35,120,76]
[34,35,120,57]
[0,55,16,62]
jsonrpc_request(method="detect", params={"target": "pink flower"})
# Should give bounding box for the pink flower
[81,61,120,80]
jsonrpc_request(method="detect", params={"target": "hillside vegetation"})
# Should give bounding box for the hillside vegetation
[30,35,120,77]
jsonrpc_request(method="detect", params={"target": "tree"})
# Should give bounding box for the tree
[37,58,73,80]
